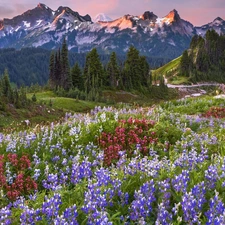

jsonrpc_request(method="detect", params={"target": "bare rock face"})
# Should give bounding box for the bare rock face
[0,4,224,59]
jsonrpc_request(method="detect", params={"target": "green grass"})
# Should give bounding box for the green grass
[49,98,105,112]
[152,56,181,79]
[169,76,190,85]
[27,91,105,112]
[27,91,57,99]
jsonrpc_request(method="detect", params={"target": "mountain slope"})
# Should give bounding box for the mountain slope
[94,13,112,22]
[154,29,225,84]
[0,4,224,59]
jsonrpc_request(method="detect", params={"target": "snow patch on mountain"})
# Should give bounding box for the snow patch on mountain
[75,35,97,45]
[36,20,43,26]
[23,21,31,28]
[15,26,21,32]
[94,13,112,22]
[168,39,176,46]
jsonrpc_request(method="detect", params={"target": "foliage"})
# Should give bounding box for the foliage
[152,56,181,81]
[180,29,225,82]
[122,46,151,92]
[202,106,225,118]
[0,47,169,87]
[99,117,157,165]
[83,48,104,101]
[1,96,225,224]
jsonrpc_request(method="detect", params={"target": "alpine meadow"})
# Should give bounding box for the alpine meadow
[1,2,225,225]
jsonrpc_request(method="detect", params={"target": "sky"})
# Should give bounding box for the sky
[0,0,224,26]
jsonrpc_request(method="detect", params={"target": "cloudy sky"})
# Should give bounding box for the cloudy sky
[0,0,224,26]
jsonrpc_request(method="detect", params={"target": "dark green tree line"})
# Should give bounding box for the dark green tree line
[49,39,72,91]
[179,29,225,82]
[48,43,152,101]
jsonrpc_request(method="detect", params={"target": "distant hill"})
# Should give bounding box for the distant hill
[153,29,225,84]
[0,48,169,86]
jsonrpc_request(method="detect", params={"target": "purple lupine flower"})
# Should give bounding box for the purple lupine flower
[42,193,62,222]
[172,170,189,193]
[70,157,92,185]
[42,173,61,191]
[20,206,37,225]
[158,178,171,208]
[62,204,79,225]
[205,191,225,225]
[205,165,218,189]
[130,180,156,222]
[155,202,173,225]
[0,206,12,225]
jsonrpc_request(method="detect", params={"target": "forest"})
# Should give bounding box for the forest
[179,29,225,82]
[0,47,169,87]
[48,39,157,101]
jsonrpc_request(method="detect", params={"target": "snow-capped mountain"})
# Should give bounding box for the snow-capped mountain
[196,17,225,36]
[94,13,112,22]
[0,3,224,59]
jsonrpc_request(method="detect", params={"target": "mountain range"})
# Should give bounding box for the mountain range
[0,3,225,59]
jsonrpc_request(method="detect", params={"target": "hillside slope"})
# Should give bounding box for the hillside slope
[153,29,225,84]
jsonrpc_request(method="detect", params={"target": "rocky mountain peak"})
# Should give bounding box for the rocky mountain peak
[212,17,225,25]
[214,17,223,21]
[0,20,3,30]
[141,11,158,22]
[37,3,48,10]
[94,13,112,22]
[54,6,91,22]
[164,9,181,23]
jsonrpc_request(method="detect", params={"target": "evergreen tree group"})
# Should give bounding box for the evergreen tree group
[0,69,28,110]
[49,39,73,90]
[48,41,152,101]
[179,29,225,82]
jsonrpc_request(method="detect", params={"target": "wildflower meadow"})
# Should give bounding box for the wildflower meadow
[1,96,225,224]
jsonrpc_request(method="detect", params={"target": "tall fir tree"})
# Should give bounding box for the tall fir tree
[107,52,121,88]
[61,38,72,90]
[49,51,55,89]
[139,56,150,87]
[2,69,13,103]
[83,48,104,100]
[123,46,147,91]
[180,50,190,76]
[54,49,62,89]
[71,62,83,90]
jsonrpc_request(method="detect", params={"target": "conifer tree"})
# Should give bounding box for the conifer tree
[14,89,21,108]
[61,38,72,90]
[54,50,62,89]
[49,51,55,89]
[180,50,190,76]
[71,62,83,90]
[107,52,120,88]
[123,46,148,91]
[139,56,150,87]
[2,69,13,103]
[83,48,104,100]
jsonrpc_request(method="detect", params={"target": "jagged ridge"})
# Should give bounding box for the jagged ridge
[0,3,224,59]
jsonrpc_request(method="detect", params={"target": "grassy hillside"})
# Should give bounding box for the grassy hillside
[153,56,181,77]
[0,88,179,132]
[152,56,192,85]
[27,91,105,112]
[0,92,107,132]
